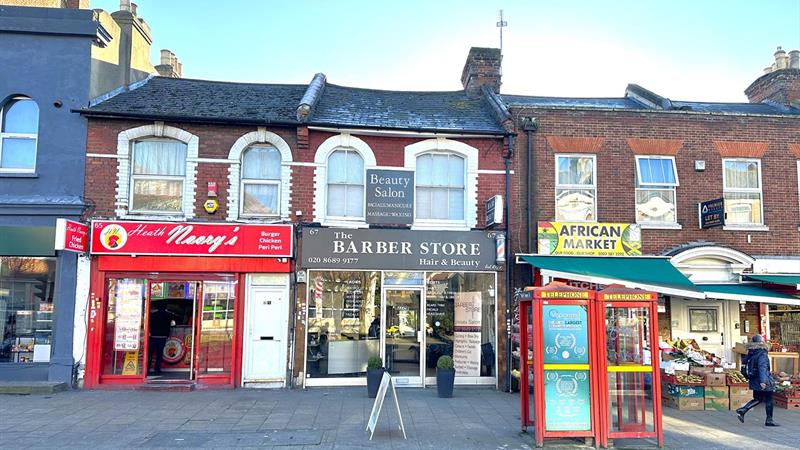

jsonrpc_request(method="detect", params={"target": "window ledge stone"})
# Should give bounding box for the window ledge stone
[320,220,369,229]
[118,214,189,222]
[638,223,682,230]
[723,225,769,232]
[0,172,38,178]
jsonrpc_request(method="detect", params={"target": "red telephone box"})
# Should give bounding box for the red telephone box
[519,282,599,447]
[594,285,663,448]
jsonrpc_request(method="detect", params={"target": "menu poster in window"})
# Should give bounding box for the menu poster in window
[544,370,592,431]
[343,290,363,319]
[114,282,143,351]
[542,305,588,364]
[453,291,482,376]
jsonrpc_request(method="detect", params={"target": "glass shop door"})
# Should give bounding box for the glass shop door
[383,288,423,386]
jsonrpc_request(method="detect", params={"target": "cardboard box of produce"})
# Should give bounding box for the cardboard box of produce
[705,397,730,411]
[665,396,704,411]
[730,394,752,410]
[705,373,726,386]
[704,386,729,399]
[729,386,751,396]
[667,384,704,398]
[690,367,714,375]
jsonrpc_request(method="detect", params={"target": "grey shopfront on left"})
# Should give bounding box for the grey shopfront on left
[0,7,99,384]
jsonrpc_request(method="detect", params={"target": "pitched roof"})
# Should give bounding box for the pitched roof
[309,84,506,134]
[501,95,641,109]
[83,76,307,125]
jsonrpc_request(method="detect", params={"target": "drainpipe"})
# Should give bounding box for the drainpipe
[504,134,514,392]
[521,117,539,259]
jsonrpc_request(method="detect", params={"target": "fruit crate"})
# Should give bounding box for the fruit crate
[775,396,800,410]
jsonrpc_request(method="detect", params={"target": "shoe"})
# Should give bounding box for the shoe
[735,408,745,423]
[765,421,780,427]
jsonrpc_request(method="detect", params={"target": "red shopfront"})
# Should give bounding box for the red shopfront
[83,221,293,389]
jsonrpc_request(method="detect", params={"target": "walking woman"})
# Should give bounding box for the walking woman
[736,335,779,426]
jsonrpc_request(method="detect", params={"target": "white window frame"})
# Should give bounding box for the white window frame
[116,123,198,219]
[325,148,366,221]
[554,153,597,222]
[227,128,293,222]
[128,138,187,215]
[405,138,478,231]
[722,158,764,229]
[634,155,680,228]
[313,134,376,228]
[0,96,38,173]
[413,152,467,223]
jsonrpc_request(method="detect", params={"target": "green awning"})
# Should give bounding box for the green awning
[743,274,800,288]
[517,255,704,298]
[701,284,800,306]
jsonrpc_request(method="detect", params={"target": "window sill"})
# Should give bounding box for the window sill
[234,216,283,224]
[118,213,188,222]
[638,223,683,230]
[723,225,769,232]
[320,219,369,229]
[411,224,471,232]
[0,172,38,178]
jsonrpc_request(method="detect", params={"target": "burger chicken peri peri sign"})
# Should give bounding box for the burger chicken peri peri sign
[90,220,293,257]
[537,221,641,256]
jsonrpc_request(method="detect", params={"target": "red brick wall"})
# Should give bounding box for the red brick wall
[509,107,800,257]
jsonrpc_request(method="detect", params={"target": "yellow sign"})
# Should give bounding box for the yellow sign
[602,293,655,301]
[540,291,590,299]
[537,221,642,256]
[203,199,219,214]
[121,351,139,375]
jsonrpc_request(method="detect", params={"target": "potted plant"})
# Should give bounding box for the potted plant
[366,355,384,398]
[436,355,455,398]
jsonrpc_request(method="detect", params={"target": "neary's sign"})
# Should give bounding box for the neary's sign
[699,198,724,229]
[366,169,414,225]
[301,227,503,271]
[537,221,642,256]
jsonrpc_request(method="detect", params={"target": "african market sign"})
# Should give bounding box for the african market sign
[537,221,642,256]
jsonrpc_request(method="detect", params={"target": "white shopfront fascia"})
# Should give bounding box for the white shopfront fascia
[302,269,498,389]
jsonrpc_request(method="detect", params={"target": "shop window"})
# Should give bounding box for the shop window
[635,156,679,225]
[313,134,376,227]
[0,257,55,363]
[115,124,198,219]
[723,159,763,226]
[227,129,293,221]
[415,153,466,221]
[102,279,146,375]
[555,154,596,221]
[425,272,496,379]
[0,96,39,172]
[327,149,365,218]
[306,271,381,378]
[240,146,282,217]
[404,138,479,230]
[689,308,718,332]
[130,139,188,213]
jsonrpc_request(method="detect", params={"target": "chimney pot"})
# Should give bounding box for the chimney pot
[790,50,800,69]
[130,2,137,15]
[775,46,788,69]
[119,0,130,11]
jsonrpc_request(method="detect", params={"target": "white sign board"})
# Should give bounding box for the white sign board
[114,282,143,351]
[366,372,407,440]
[453,291,482,376]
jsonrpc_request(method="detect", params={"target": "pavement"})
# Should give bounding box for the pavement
[0,387,798,449]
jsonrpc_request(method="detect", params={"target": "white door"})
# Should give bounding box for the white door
[243,286,289,385]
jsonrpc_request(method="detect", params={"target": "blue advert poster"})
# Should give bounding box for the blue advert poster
[544,370,592,431]
[542,305,588,364]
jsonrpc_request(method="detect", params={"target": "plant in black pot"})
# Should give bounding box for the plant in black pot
[436,355,455,398]
[366,355,384,398]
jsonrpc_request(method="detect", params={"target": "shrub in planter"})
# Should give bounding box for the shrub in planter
[436,355,455,398]
[367,356,384,398]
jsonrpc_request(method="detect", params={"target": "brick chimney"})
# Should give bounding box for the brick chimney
[745,46,800,108]
[155,49,182,78]
[461,47,502,97]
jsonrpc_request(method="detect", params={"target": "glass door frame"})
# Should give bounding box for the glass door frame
[145,279,201,381]
[381,286,425,387]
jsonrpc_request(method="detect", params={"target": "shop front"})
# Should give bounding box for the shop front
[83,221,293,389]
[299,227,505,388]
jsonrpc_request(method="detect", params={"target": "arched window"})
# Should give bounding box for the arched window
[326,149,365,218]
[0,96,39,171]
[130,138,188,213]
[240,145,282,217]
[415,153,465,220]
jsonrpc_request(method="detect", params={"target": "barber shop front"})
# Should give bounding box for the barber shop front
[83,221,293,389]
[299,227,505,388]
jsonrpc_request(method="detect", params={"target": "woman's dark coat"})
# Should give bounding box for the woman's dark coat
[743,341,773,392]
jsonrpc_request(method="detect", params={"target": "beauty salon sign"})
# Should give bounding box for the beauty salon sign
[90,220,293,257]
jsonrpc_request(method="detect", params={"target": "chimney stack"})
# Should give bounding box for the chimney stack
[744,46,800,108]
[461,47,502,97]
[155,49,182,78]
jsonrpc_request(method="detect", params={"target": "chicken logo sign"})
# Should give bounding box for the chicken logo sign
[99,224,129,251]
